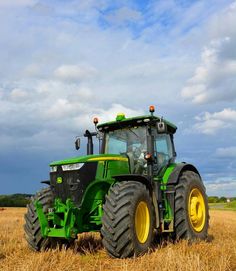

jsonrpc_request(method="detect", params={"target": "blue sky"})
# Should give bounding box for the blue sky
[0,0,235,196]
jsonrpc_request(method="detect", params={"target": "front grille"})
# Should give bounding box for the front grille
[50,162,97,205]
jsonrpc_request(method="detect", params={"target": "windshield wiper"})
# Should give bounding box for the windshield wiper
[128,128,140,139]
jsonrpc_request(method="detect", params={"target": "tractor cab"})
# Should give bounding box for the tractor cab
[101,115,176,175]
[78,106,177,178]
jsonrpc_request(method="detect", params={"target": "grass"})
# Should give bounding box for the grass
[226,201,236,210]
[0,208,236,271]
[209,201,236,211]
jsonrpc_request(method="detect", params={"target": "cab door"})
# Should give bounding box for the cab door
[153,133,175,172]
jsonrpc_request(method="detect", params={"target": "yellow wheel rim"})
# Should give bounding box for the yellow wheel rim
[188,188,206,232]
[135,201,150,243]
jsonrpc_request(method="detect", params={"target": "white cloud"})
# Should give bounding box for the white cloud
[181,2,236,104]
[205,108,236,121]
[41,82,144,129]
[216,146,236,158]
[95,103,144,123]
[10,88,28,101]
[54,65,97,82]
[207,1,236,40]
[72,103,144,131]
[181,37,236,104]
[192,108,236,135]
[206,179,236,197]
[0,0,36,8]
[45,98,75,118]
[0,75,145,151]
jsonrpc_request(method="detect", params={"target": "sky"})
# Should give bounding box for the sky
[0,0,235,196]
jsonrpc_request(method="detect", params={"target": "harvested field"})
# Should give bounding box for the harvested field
[0,208,236,271]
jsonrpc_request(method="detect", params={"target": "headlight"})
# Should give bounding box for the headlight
[61,163,84,171]
[50,166,57,172]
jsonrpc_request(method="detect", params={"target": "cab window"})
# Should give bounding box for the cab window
[154,134,173,168]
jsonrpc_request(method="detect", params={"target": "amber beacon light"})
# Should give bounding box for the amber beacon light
[93,117,99,125]
[149,105,155,115]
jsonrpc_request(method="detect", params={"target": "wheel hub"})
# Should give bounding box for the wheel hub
[135,201,150,243]
[188,188,206,232]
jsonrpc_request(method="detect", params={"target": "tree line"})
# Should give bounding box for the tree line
[208,196,236,203]
[0,194,32,207]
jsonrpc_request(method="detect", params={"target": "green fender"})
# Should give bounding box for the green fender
[166,162,201,185]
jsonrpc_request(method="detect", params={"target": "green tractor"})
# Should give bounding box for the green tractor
[24,106,209,258]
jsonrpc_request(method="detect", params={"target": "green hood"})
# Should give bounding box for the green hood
[50,154,128,166]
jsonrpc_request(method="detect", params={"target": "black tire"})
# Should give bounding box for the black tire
[101,181,154,258]
[24,187,72,251]
[174,170,209,240]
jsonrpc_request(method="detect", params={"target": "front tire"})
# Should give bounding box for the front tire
[101,181,154,258]
[174,170,209,240]
[24,187,72,251]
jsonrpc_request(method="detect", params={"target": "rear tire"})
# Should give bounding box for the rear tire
[24,187,72,251]
[101,181,154,258]
[174,170,209,240]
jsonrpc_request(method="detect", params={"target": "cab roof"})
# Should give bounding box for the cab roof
[97,114,177,134]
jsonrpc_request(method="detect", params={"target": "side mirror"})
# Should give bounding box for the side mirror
[75,138,80,150]
[157,121,166,133]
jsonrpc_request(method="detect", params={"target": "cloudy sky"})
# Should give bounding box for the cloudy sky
[0,0,235,196]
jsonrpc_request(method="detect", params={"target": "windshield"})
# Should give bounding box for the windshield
[104,126,147,157]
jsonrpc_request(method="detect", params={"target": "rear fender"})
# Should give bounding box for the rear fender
[167,162,201,185]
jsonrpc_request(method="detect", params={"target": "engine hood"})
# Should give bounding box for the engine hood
[50,154,128,166]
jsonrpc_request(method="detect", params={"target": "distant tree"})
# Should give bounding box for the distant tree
[218,197,227,203]
[208,196,219,203]
[0,194,31,207]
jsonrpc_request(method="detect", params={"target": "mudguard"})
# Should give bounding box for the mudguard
[167,162,201,185]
